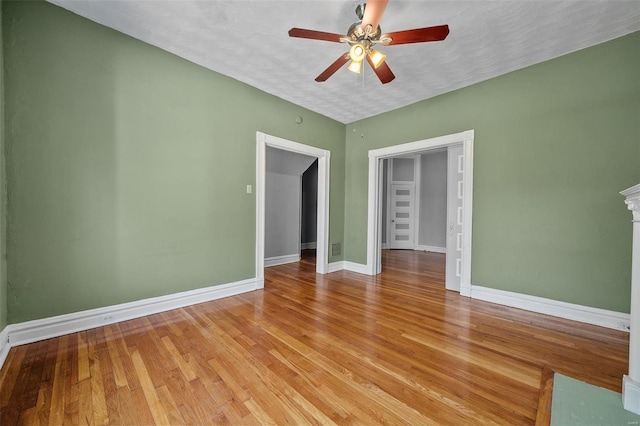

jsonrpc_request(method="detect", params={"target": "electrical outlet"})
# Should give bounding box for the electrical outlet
[101,315,115,323]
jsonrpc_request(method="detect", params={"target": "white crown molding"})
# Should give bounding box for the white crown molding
[264,254,301,267]
[0,277,261,370]
[471,285,630,331]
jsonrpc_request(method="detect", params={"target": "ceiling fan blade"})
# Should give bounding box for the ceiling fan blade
[366,56,395,84]
[361,0,389,33]
[315,53,350,82]
[288,28,344,43]
[383,25,450,45]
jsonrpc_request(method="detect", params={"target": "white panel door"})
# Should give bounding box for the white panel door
[389,184,415,249]
[446,145,464,291]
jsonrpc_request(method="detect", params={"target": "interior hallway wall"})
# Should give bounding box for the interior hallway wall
[418,151,447,249]
[301,160,318,247]
[265,147,315,259]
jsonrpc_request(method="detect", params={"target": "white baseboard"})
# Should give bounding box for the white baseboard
[300,242,317,250]
[326,261,372,275]
[0,277,261,371]
[264,254,301,267]
[326,261,345,273]
[470,285,630,331]
[416,245,446,254]
[381,243,389,249]
[460,282,471,297]
[0,326,9,369]
[344,261,372,275]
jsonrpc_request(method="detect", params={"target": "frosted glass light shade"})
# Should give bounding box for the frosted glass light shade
[369,49,386,68]
[349,43,366,62]
[348,60,362,74]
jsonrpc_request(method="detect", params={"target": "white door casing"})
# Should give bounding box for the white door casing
[256,132,331,287]
[446,145,464,292]
[366,130,474,297]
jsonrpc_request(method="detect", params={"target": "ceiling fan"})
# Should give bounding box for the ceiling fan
[288,0,449,84]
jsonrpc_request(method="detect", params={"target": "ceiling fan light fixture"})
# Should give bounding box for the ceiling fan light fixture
[349,43,366,62]
[288,2,450,84]
[369,49,386,68]
[347,60,363,74]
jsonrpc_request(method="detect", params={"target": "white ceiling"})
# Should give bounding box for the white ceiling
[48,0,640,124]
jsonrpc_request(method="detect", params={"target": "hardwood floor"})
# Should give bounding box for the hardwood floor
[0,250,629,425]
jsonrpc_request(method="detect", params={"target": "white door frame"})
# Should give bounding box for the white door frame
[366,130,475,296]
[256,132,330,287]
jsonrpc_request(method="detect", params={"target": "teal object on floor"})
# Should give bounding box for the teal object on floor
[551,374,640,425]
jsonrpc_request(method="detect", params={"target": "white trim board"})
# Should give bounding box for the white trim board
[256,132,330,281]
[325,261,369,275]
[470,285,630,331]
[0,277,261,370]
[366,130,474,292]
[343,262,370,275]
[264,254,301,267]
[326,261,345,273]
[416,245,446,254]
[301,242,317,250]
[0,327,9,370]
[0,270,628,374]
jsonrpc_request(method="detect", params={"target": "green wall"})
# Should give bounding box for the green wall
[0,1,6,332]
[345,32,640,313]
[3,1,345,323]
[2,1,638,324]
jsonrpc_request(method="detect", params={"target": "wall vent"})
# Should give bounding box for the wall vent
[331,243,341,256]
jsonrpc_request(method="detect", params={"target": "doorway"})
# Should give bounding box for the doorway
[301,160,319,263]
[256,132,331,288]
[366,130,475,296]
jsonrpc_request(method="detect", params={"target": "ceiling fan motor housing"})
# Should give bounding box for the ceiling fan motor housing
[347,20,382,45]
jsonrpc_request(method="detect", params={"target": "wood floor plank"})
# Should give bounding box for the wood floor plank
[77,375,94,426]
[88,338,108,426]
[129,349,170,426]
[48,335,68,426]
[0,346,26,404]
[0,250,630,425]
[535,366,555,426]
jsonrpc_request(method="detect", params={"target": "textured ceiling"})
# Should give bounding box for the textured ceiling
[49,0,640,124]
